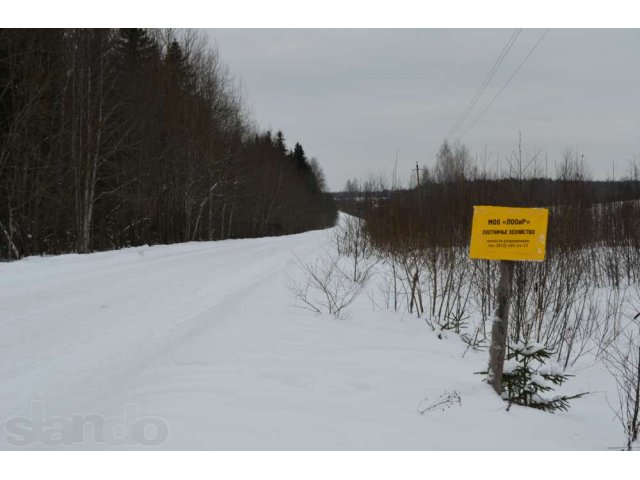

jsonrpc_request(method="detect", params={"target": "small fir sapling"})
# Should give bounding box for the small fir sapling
[501,342,586,412]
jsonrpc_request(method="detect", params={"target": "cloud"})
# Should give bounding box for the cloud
[206,28,640,189]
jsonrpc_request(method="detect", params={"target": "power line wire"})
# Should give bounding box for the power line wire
[458,29,551,141]
[445,29,521,141]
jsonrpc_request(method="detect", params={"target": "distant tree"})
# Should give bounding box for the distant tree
[344,179,360,193]
[164,39,192,94]
[274,130,286,155]
[556,148,590,182]
[434,140,476,183]
[309,157,327,192]
[292,142,308,170]
[420,165,433,185]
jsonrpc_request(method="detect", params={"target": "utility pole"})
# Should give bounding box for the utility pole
[415,162,420,189]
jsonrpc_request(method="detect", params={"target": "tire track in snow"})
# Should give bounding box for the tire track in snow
[0,229,325,423]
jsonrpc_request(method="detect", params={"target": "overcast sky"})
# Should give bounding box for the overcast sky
[205,29,640,191]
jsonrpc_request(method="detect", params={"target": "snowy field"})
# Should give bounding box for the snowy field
[0,219,626,450]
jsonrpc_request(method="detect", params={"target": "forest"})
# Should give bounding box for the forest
[0,28,337,260]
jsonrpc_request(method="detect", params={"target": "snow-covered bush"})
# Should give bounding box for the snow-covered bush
[288,216,380,319]
[501,342,586,412]
[287,247,375,320]
[605,340,640,450]
[603,302,640,450]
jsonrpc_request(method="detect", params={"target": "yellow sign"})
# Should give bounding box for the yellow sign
[469,206,549,262]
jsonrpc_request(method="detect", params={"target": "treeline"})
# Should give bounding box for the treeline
[344,142,640,253]
[0,28,336,260]
[364,177,640,253]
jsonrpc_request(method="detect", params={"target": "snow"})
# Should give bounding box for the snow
[538,363,567,377]
[512,341,547,356]
[0,222,626,450]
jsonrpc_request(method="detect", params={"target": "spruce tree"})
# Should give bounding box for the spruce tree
[275,130,286,155]
[292,142,308,171]
[501,342,586,412]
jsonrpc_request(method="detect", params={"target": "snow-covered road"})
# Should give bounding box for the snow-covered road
[0,224,623,449]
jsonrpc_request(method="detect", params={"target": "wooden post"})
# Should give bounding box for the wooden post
[488,260,514,395]
[470,206,549,396]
